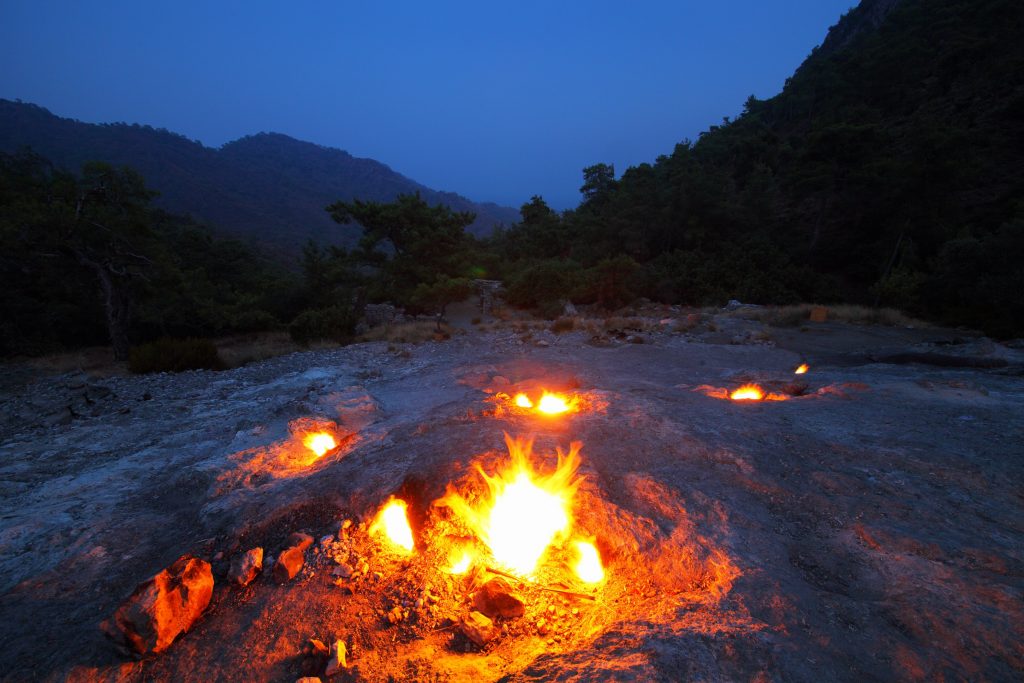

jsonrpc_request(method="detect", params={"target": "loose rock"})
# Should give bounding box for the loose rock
[100,555,213,656]
[228,547,263,587]
[289,532,315,552]
[472,578,525,619]
[461,610,497,646]
[273,545,305,583]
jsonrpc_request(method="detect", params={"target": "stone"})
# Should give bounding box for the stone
[273,545,305,583]
[536,618,549,635]
[296,678,322,683]
[535,340,550,348]
[289,532,315,552]
[472,578,525,619]
[319,534,334,547]
[331,563,353,578]
[228,547,263,587]
[461,610,497,646]
[325,639,347,676]
[387,606,404,624]
[341,519,353,531]
[300,639,329,677]
[100,555,213,656]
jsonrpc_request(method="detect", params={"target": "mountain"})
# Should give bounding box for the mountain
[0,100,518,252]
[550,0,1024,336]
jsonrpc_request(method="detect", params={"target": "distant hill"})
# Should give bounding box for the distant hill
[0,100,518,253]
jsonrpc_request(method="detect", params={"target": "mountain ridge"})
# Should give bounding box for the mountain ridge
[0,99,519,254]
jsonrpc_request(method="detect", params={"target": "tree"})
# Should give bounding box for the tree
[326,192,475,305]
[579,163,616,204]
[411,276,473,330]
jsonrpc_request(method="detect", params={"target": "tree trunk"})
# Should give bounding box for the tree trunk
[77,253,132,360]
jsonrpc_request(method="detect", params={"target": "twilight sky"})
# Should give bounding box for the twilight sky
[0,0,854,210]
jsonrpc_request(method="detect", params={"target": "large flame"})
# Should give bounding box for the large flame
[573,540,605,583]
[729,384,765,401]
[370,498,414,553]
[303,431,337,458]
[514,393,534,408]
[437,434,583,576]
[795,363,809,375]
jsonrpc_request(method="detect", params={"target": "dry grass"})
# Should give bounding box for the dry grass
[355,321,452,344]
[550,317,576,334]
[216,332,333,368]
[726,304,928,328]
[25,346,126,378]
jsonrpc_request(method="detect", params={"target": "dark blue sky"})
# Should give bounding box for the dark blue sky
[1,1,854,210]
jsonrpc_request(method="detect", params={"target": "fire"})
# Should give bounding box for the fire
[795,363,809,375]
[514,393,533,408]
[729,385,765,401]
[447,548,473,575]
[573,540,604,583]
[369,498,414,553]
[302,432,337,458]
[437,434,583,576]
[537,392,570,415]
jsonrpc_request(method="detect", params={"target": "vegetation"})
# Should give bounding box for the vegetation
[128,337,225,374]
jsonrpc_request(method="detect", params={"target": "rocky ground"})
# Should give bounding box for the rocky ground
[1,309,1022,682]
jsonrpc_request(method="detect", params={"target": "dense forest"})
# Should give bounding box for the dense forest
[2,0,1023,365]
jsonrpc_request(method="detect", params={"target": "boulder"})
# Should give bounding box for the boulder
[228,547,263,587]
[472,578,525,619]
[274,545,305,583]
[461,610,497,646]
[100,555,213,656]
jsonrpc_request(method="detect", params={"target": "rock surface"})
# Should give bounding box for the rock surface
[100,555,213,656]
[324,639,347,677]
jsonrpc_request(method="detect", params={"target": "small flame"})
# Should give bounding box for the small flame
[436,434,583,576]
[514,393,534,408]
[795,364,809,375]
[537,392,570,415]
[303,432,337,457]
[447,549,473,575]
[370,498,414,553]
[573,540,605,583]
[730,385,765,401]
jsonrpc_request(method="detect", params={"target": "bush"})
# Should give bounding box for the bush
[505,259,584,313]
[550,317,575,333]
[128,337,225,374]
[289,306,358,345]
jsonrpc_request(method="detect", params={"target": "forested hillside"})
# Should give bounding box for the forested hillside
[0,100,517,252]
[489,0,1024,336]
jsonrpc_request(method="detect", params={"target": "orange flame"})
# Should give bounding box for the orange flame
[795,364,809,375]
[436,434,583,576]
[729,385,765,401]
[446,548,474,575]
[370,498,414,553]
[514,393,534,408]
[302,431,337,458]
[573,540,605,583]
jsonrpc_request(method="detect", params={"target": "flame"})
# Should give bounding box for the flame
[729,385,765,401]
[447,548,473,575]
[795,364,809,375]
[537,392,570,415]
[437,434,583,576]
[302,431,337,458]
[573,540,605,583]
[514,393,534,408]
[369,498,414,553]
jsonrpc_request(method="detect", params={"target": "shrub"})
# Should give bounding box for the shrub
[289,306,357,345]
[550,317,575,333]
[505,259,584,313]
[129,337,225,374]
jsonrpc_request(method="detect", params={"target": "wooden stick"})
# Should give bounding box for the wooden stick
[484,566,597,602]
